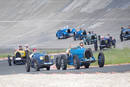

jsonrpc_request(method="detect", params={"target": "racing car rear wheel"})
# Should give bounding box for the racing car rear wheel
[94,41,98,51]
[120,34,123,42]
[87,41,90,45]
[80,36,82,40]
[56,56,61,70]
[100,46,103,50]
[98,52,105,68]
[8,55,12,66]
[84,63,90,68]
[46,66,50,70]
[73,55,80,69]
[61,55,67,70]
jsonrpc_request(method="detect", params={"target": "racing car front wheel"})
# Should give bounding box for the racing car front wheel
[98,52,105,68]
[61,55,67,70]
[56,56,61,70]
[73,55,80,69]
[25,61,30,72]
[8,55,12,66]
[33,59,40,71]
[94,41,98,51]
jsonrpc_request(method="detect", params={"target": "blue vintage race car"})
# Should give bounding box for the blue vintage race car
[99,37,116,50]
[73,29,84,40]
[120,28,130,41]
[83,33,98,51]
[83,33,97,45]
[26,52,54,72]
[56,28,76,39]
[56,46,105,70]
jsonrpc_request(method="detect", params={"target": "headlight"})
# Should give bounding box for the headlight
[40,56,44,60]
[50,56,54,59]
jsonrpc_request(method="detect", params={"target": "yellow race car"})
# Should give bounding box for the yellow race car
[8,50,29,66]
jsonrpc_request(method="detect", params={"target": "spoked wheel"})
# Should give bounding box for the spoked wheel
[33,59,40,71]
[46,66,50,70]
[8,55,12,66]
[56,56,61,70]
[87,41,90,45]
[120,34,123,42]
[25,59,30,72]
[73,32,76,41]
[94,41,98,51]
[73,36,76,41]
[98,52,105,68]
[25,51,31,72]
[12,56,16,65]
[73,55,80,69]
[100,46,103,50]
[84,63,90,68]
[60,55,67,70]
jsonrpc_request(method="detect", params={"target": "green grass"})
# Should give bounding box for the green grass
[92,48,130,65]
[0,53,12,58]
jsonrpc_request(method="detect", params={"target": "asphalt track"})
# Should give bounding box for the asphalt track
[0,60,130,75]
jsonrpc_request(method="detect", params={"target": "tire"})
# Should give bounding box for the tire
[25,60,30,72]
[73,32,76,41]
[46,66,50,70]
[84,63,90,68]
[120,34,123,42]
[113,43,116,48]
[87,41,90,45]
[63,34,66,39]
[73,35,76,41]
[25,53,30,72]
[98,35,101,41]
[94,41,98,51]
[73,55,80,69]
[8,56,12,66]
[33,59,40,71]
[56,56,61,70]
[85,48,93,59]
[80,36,82,40]
[12,56,16,65]
[98,52,105,68]
[83,37,87,45]
[100,46,103,50]
[84,40,86,45]
[61,55,67,70]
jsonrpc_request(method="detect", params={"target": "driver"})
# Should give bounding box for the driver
[17,45,23,51]
[79,42,84,48]
[24,44,30,52]
[30,48,37,58]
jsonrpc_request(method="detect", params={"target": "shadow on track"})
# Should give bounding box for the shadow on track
[0,60,130,75]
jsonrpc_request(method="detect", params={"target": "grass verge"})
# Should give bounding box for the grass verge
[92,48,130,65]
